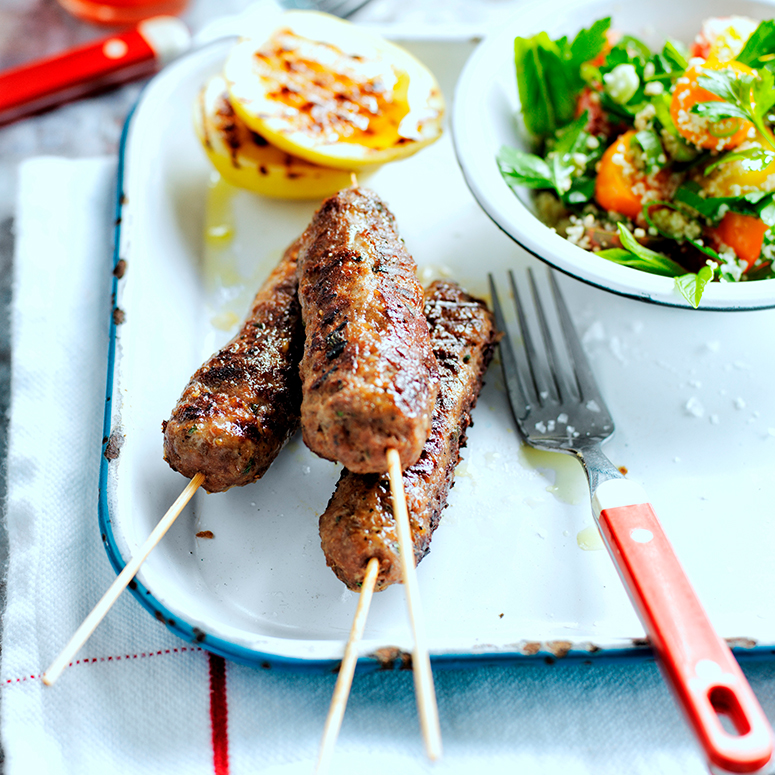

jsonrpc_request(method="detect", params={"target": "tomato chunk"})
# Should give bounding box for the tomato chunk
[595,131,667,221]
[708,211,769,270]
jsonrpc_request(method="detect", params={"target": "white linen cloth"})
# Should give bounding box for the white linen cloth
[3,157,775,775]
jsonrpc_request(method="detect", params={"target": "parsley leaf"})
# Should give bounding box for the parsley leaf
[602,218,715,306]
[660,39,688,72]
[568,17,611,86]
[694,66,775,150]
[497,112,600,205]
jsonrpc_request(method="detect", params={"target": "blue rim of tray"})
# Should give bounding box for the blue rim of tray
[96,47,775,674]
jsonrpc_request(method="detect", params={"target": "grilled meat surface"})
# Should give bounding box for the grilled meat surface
[162,240,304,493]
[319,280,499,591]
[296,186,439,474]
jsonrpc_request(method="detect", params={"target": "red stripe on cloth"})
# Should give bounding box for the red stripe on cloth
[208,653,230,775]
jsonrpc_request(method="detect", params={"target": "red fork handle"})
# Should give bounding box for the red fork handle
[593,480,773,773]
[0,16,190,127]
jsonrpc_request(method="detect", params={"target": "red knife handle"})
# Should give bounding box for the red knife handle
[0,16,190,127]
[594,485,773,773]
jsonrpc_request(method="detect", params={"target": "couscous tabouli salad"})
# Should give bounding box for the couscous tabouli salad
[497,15,775,306]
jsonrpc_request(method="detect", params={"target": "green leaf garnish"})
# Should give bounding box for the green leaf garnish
[737,20,775,69]
[675,265,714,308]
[568,17,611,83]
[661,39,688,72]
[596,224,687,277]
[703,146,775,175]
[694,66,775,152]
[513,18,610,137]
[633,129,666,173]
[514,33,577,137]
[497,112,599,205]
[497,146,553,190]
[616,223,687,274]
[674,181,775,223]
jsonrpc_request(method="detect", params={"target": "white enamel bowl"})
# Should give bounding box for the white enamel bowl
[452,0,775,310]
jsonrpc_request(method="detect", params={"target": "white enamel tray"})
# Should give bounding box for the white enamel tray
[100,33,775,671]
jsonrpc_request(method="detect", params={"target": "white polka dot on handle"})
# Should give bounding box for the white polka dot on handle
[103,39,128,60]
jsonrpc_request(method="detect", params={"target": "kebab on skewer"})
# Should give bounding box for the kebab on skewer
[292,185,448,764]
[314,276,498,774]
[42,238,307,685]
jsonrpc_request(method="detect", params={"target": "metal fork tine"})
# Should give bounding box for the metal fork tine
[547,271,605,405]
[487,274,533,415]
[526,269,577,404]
[507,270,553,406]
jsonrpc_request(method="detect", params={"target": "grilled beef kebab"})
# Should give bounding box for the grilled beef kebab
[319,280,499,591]
[295,186,439,474]
[163,239,304,493]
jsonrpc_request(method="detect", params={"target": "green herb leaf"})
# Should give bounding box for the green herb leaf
[633,129,666,173]
[496,146,554,189]
[737,20,775,69]
[759,201,775,226]
[565,176,596,204]
[674,181,775,223]
[569,17,611,75]
[696,68,756,110]
[661,39,688,72]
[597,224,687,276]
[513,18,610,137]
[675,265,714,308]
[691,99,751,123]
[498,113,599,205]
[693,66,775,152]
[595,247,637,261]
[751,67,775,123]
[703,146,775,175]
[514,33,577,136]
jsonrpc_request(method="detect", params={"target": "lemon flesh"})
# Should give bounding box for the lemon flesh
[194,74,361,200]
[223,11,444,170]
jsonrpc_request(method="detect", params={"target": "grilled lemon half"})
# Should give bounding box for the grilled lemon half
[222,11,445,170]
[194,73,361,200]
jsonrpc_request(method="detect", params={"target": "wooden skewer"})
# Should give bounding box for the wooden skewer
[315,556,380,775]
[42,472,205,686]
[386,447,443,761]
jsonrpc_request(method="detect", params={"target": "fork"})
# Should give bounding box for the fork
[489,268,774,775]
[279,0,374,19]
